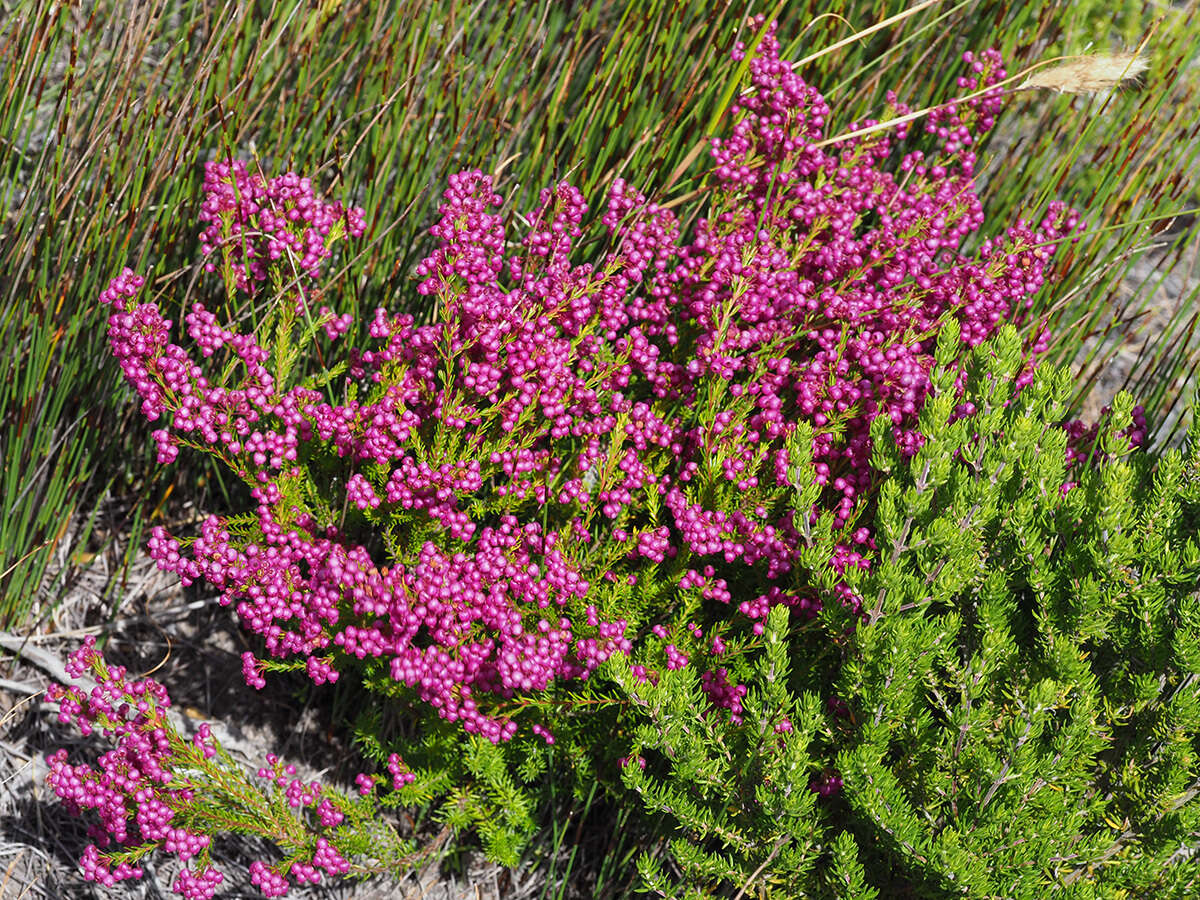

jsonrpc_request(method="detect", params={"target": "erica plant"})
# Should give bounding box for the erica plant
[52,19,1148,895]
[44,637,420,898]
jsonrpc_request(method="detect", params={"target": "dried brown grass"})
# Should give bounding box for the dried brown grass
[1017,51,1149,94]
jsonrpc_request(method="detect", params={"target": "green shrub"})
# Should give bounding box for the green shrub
[626,322,1200,897]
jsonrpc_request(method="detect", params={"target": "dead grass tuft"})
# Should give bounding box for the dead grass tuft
[1017,51,1149,95]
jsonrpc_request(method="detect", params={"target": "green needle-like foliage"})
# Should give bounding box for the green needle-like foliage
[619,324,1200,897]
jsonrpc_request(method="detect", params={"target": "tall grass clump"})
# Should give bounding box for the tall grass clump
[42,18,1200,897]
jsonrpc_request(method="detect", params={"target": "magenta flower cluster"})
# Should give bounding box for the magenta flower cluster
[45,638,217,893]
[199,159,366,299]
[99,23,1082,760]
[45,638,359,899]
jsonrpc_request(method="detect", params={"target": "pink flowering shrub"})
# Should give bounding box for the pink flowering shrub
[45,638,412,898]
[55,18,1144,892]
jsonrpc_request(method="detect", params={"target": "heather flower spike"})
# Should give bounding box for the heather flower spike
[44,638,407,899]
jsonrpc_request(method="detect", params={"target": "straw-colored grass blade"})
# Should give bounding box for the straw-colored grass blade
[1017,51,1149,94]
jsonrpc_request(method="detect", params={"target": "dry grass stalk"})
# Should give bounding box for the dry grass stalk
[1016,52,1149,95]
